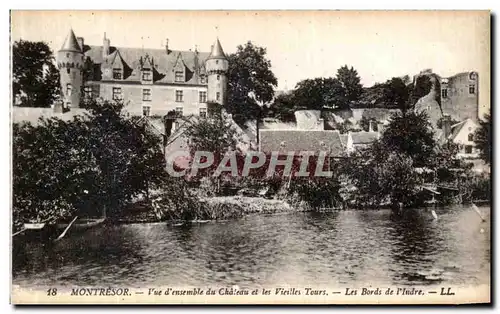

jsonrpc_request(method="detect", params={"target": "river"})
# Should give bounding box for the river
[12,205,490,289]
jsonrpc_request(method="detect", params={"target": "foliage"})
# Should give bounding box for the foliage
[13,40,60,107]
[227,41,278,124]
[292,77,342,110]
[183,110,239,156]
[290,65,363,111]
[335,65,363,109]
[475,113,491,164]
[12,100,167,227]
[266,92,297,122]
[379,111,436,167]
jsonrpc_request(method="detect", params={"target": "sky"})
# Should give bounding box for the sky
[11,10,490,111]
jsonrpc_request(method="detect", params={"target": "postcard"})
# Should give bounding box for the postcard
[10,10,491,305]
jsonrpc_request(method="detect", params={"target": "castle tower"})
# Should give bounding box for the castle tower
[205,38,228,106]
[57,29,84,109]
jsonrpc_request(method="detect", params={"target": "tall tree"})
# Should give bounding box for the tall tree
[335,65,363,109]
[266,92,297,122]
[475,113,491,164]
[227,41,278,125]
[13,40,60,107]
[379,111,436,167]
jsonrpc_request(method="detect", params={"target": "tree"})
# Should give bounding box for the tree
[382,77,412,110]
[12,100,167,227]
[335,65,363,109]
[379,111,436,167]
[266,92,296,122]
[475,113,491,164]
[227,41,278,125]
[292,78,328,110]
[13,40,60,107]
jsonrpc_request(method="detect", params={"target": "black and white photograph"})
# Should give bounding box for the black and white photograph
[9,10,491,304]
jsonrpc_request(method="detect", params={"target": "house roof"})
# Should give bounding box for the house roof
[350,131,379,145]
[60,29,82,52]
[259,130,344,156]
[448,119,477,141]
[12,107,87,125]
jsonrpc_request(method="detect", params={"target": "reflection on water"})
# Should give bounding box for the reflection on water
[12,205,490,288]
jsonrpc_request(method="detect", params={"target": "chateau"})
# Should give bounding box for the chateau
[57,29,228,117]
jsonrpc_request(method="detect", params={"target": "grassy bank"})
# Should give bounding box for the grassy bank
[112,195,303,224]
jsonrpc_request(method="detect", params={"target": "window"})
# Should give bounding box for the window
[216,92,220,101]
[200,75,207,84]
[112,87,122,101]
[175,71,184,82]
[469,84,476,94]
[465,145,473,154]
[113,68,122,80]
[199,108,207,118]
[142,70,152,81]
[175,90,183,102]
[175,106,183,117]
[199,91,207,103]
[468,133,474,142]
[84,86,92,98]
[441,89,448,98]
[142,89,151,101]
[216,60,219,65]
[217,74,220,81]
[142,105,151,117]
[66,84,72,96]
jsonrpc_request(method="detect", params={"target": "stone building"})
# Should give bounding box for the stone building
[56,29,228,117]
[413,69,479,127]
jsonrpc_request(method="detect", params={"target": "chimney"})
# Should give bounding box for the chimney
[166,38,170,54]
[377,122,385,135]
[53,100,64,113]
[103,32,110,59]
[77,37,84,51]
[442,115,452,140]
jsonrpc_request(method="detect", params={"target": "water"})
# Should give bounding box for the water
[12,205,490,289]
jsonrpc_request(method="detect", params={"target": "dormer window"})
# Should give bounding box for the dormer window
[113,68,122,80]
[175,71,184,82]
[142,69,152,81]
[200,75,207,84]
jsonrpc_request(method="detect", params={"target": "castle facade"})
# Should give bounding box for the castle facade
[57,29,228,118]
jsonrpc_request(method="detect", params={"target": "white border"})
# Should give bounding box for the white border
[2,2,497,313]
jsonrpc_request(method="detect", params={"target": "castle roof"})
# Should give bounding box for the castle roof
[207,38,227,60]
[60,29,82,52]
[83,45,210,85]
[259,130,344,157]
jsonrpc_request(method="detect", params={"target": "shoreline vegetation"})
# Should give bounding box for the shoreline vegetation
[112,196,491,225]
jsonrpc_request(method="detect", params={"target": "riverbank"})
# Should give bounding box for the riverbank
[111,196,307,224]
[109,195,491,224]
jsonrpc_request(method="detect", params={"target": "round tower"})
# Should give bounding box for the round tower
[205,38,228,106]
[57,29,84,109]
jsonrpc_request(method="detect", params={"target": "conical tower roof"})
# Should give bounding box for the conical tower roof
[207,38,227,60]
[60,29,81,52]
